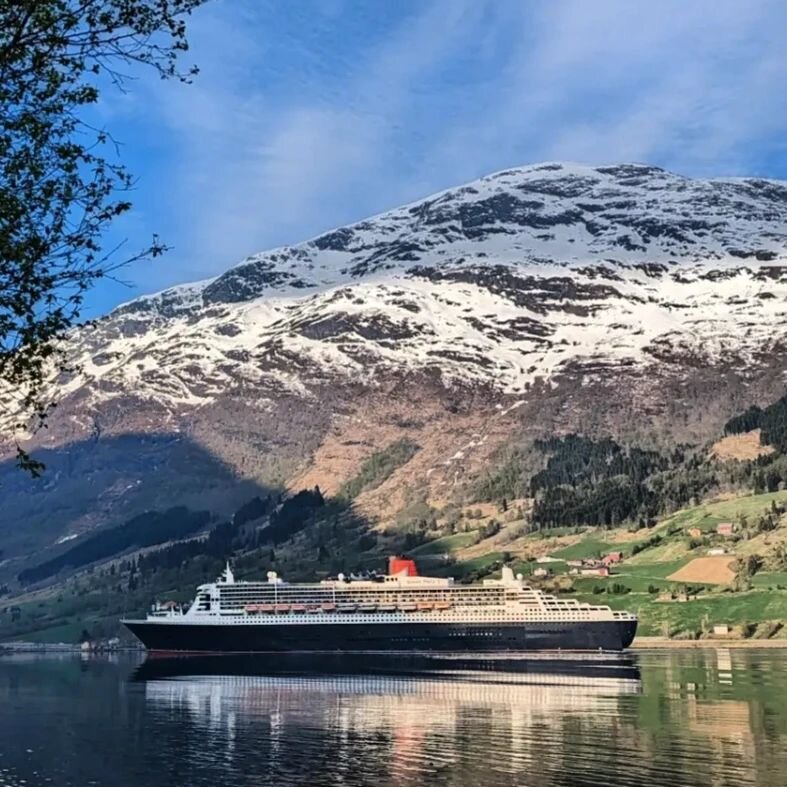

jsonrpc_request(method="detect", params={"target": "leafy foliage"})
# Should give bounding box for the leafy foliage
[0,0,204,471]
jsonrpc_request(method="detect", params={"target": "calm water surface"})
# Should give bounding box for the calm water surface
[0,649,785,787]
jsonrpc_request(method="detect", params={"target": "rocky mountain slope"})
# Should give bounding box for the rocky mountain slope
[3,162,787,574]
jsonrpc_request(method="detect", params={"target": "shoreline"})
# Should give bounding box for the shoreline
[632,637,787,649]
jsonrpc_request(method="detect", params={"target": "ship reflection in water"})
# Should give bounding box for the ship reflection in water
[2,650,786,786]
[135,653,644,786]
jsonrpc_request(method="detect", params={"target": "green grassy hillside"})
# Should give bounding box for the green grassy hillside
[419,490,787,639]
[4,489,787,644]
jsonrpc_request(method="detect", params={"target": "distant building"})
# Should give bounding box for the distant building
[566,560,584,567]
[713,624,731,636]
[688,527,702,538]
[601,552,623,566]
[535,556,562,564]
[708,547,727,556]
[716,522,734,537]
[532,567,551,578]
[579,566,610,577]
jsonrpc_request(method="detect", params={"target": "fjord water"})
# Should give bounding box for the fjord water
[0,650,785,787]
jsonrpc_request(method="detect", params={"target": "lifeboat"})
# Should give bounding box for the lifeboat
[417,602,433,612]
[291,604,307,613]
[378,604,397,612]
[305,605,321,613]
[274,604,291,613]
[337,604,358,613]
[399,603,417,612]
[244,604,260,613]
[321,603,337,612]
[434,602,451,611]
[259,604,275,613]
[358,604,377,613]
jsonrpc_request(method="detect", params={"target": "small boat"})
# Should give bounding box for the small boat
[259,604,275,613]
[434,602,451,610]
[358,604,377,613]
[378,604,397,612]
[305,605,321,613]
[244,604,260,613]
[291,604,307,613]
[399,603,417,612]
[321,603,337,612]
[337,604,358,613]
[274,604,291,613]
[417,602,433,612]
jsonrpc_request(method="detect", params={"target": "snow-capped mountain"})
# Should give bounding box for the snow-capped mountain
[32,162,787,411]
[4,162,787,557]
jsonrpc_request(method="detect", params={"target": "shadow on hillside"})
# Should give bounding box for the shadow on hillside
[0,432,278,570]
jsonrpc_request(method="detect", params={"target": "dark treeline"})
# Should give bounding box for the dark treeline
[533,477,658,528]
[478,404,787,530]
[19,487,328,587]
[19,507,212,584]
[232,495,272,526]
[751,454,787,493]
[725,392,787,451]
[530,435,673,492]
[259,487,325,545]
[529,435,717,529]
[136,488,326,575]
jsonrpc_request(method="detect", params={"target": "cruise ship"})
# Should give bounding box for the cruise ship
[122,557,638,653]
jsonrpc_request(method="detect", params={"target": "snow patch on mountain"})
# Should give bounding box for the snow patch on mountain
[6,163,787,431]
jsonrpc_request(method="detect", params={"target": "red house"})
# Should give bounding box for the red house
[601,552,623,566]
[716,522,734,537]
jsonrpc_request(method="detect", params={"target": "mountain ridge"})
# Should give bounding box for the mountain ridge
[3,161,787,576]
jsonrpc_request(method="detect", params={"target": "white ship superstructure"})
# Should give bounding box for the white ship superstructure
[123,558,638,652]
[150,559,635,628]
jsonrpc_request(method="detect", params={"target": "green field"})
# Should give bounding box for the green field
[661,490,787,530]
[5,489,787,644]
[752,572,787,589]
[10,621,87,644]
[447,552,506,578]
[551,539,615,561]
[411,532,479,555]
[570,561,690,593]
[573,588,787,637]
[512,491,787,637]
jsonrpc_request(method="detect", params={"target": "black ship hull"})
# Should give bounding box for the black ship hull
[123,618,637,653]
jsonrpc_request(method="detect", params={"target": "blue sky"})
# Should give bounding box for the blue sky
[89,0,787,317]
